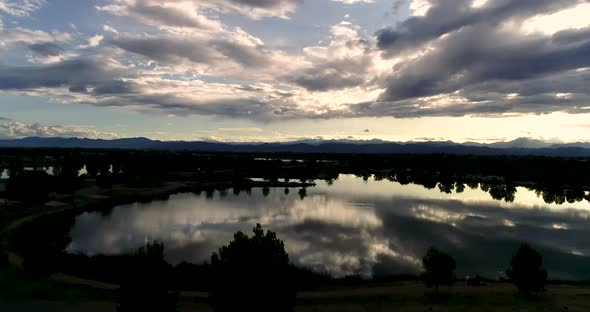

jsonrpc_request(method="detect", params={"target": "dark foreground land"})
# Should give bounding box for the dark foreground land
[1,268,590,312]
[1,149,590,310]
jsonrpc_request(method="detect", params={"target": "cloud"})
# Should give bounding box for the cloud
[366,0,590,118]
[332,0,375,4]
[109,28,307,80]
[103,25,119,34]
[97,0,302,27]
[217,127,263,132]
[0,0,45,17]
[0,58,133,92]
[185,0,302,19]
[0,27,71,48]
[3,0,589,121]
[291,22,381,91]
[0,117,119,139]
[27,42,62,56]
[96,1,223,31]
[25,41,77,64]
[78,35,104,49]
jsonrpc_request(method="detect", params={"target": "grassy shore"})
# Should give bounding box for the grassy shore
[2,276,590,312]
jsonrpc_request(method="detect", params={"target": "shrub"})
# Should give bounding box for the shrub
[421,247,456,294]
[0,246,8,267]
[118,241,177,312]
[507,243,547,293]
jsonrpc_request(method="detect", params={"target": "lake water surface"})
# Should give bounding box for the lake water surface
[67,175,590,279]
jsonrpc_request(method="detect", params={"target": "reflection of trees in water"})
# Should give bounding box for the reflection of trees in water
[186,173,586,205]
[484,184,517,203]
[298,188,307,200]
[375,170,588,205]
[533,188,589,205]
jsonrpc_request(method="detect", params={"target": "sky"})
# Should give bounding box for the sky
[0,0,590,143]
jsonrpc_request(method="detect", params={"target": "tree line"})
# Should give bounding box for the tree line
[1,150,589,205]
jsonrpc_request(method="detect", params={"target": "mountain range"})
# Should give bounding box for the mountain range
[1,137,590,157]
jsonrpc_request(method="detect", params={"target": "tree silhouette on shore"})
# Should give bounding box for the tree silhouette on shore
[421,247,456,295]
[507,243,547,294]
[209,224,295,312]
[118,241,177,312]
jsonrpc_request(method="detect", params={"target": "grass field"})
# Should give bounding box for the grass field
[2,266,589,312]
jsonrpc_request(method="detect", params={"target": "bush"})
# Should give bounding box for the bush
[118,241,177,312]
[6,170,54,202]
[507,243,547,293]
[421,247,456,294]
[0,246,8,267]
[209,224,295,312]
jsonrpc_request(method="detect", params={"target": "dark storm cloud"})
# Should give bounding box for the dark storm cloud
[0,59,137,94]
[111,36,272,69]
[376,0,583,54]
[364,0,590,118]
[111,37,218,64]
[93,93,307,121]
[28,42,63,56]
[292,55,373,91]
[127,2,215,29]
[380,26,590,101]
[0,56,313,120]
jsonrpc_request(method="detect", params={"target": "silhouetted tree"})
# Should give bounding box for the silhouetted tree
[507,243,547,294]
[6,170,53,202]
[489,184,517,202]
[209,224,295,312]
[118,241,177,312]
[14,214,74,276]
[455,183,465,193]
[298,188,307,200]
[438,182,454,194]
[421,247,456,295]
[7,159,23,179]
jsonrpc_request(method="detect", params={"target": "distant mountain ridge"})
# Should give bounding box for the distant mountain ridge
[1,137,590,157]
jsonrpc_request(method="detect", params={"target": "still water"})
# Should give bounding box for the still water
[67,175,590,279]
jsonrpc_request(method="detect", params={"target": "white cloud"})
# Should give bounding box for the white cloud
[97,0,301,27]
[332,0,375,4]
[0,0,44,17]
[521,2,590,35]
[78,34,104,49]
[471,0,488,9]
[0,27,71,48]
[97,1,224,31]
[103,25,119,34]
[409,0,431,16]
[0,117,119,139]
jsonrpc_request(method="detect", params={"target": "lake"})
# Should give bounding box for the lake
[66,175,590,280]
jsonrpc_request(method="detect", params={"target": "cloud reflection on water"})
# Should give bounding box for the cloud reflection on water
[67,175,590,279]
